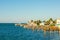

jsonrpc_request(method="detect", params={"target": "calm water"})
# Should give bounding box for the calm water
[0,23,60,40]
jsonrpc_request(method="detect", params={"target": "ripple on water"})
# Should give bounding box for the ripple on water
[0,23,60,40]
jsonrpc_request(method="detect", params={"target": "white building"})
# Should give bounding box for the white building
[40,22,44,26]
[56,18,60,28]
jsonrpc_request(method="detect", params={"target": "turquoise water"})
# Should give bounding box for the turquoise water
[0,23,60,40]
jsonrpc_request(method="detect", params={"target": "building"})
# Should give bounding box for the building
[40,22,44,26]
[56,18,60,28]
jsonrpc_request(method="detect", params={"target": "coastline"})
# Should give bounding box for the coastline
[15,23,60,32]
[15,18,60,33]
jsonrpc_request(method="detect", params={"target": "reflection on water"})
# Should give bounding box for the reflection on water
[0,23,60,40]
[43,31,60,40]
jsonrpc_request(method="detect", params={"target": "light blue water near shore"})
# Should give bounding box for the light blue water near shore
[0,23,60,40]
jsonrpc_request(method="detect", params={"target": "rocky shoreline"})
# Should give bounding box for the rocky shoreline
[15,23,60,33]
[15,18,60,33]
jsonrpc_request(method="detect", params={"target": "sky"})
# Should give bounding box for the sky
[0,0,60,23]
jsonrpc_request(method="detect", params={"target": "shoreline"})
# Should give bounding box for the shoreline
[15,23,60,32]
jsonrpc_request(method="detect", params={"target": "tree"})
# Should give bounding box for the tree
[44,18,53,25]
[45,20,49,25]
[37,20,41,25]
[49,18,53,21]
[34,20,41,25]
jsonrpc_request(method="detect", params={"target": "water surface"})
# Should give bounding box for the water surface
[0,23,60,40]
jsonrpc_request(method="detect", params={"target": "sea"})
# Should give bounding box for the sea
[0,23,60,40]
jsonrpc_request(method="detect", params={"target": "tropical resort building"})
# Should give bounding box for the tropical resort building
[40,22,44,26]
[56,18,60,28]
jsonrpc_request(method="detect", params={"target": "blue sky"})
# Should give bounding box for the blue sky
[0,0,60,23]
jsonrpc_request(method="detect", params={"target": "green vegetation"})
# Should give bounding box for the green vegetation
[29,18,56,26]
[16,18,60,32]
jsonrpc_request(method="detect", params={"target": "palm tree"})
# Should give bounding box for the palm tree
[37,20,41,25]
[44,18,53,25]
[34,20,41,25]
[31,20,33,22]
[48,18,56,26]
[49,18,53,21]
[50,20,56,26]
[53,20,56,24]
[44,20,49,25]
